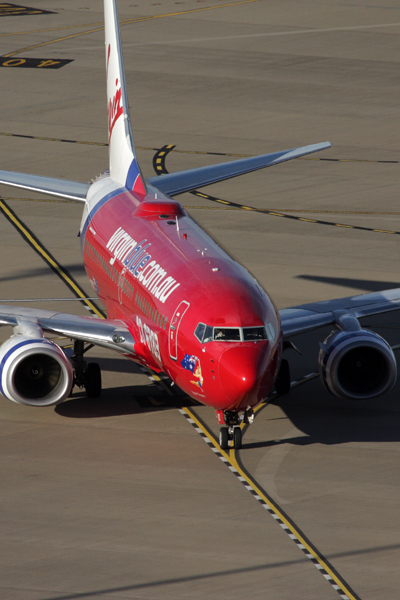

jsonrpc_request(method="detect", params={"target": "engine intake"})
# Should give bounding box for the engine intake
[318,329,397,400]
[0,336,73,406]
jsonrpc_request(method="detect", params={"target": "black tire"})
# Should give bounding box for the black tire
[233,427,242,450]
[219,426,229,450]
[275,359,291,395]
[85,362,102,397]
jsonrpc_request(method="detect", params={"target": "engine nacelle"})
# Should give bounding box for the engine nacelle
[0,336,73,406]
[318,329,397,400]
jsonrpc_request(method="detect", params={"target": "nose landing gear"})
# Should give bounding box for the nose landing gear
[217,410,246,450]
[219,425,242,450]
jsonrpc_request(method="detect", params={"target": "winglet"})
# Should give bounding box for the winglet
[104,0,147,198]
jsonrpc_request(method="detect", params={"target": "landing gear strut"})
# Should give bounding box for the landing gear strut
[71,340,102,397]
[218,410,242,451]
[275,358,291,395]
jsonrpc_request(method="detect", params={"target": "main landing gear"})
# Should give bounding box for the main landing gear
[274,358,291,395]
[217,409,253,451]
[71,340,102,397]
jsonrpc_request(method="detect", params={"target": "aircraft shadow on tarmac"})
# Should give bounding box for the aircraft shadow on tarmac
[243,399,400,449]
[297,275,400,292]
[56,356,198,418]
[0,263,86,284]
[89,356,141,374]
[38,542,400,600]
[55,388,198,418]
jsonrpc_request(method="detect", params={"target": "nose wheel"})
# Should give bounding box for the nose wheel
[219,425,242,450]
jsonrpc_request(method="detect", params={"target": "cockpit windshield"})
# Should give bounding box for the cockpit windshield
[194,323,274,343]
[243,327,267,341]
[214,328,241,341]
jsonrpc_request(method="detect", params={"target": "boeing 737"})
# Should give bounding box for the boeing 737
[0,0,399,450]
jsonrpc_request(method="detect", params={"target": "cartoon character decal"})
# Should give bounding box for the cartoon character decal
[181,354,203,388]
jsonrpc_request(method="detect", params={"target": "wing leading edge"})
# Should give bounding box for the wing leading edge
[0,143,331,202]
[146,142,331,196]
[280,288,400,338]
[0,170,89,202]
[0,305,135,354]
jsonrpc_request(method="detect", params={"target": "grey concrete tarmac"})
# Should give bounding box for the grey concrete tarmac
[1,1,400,598]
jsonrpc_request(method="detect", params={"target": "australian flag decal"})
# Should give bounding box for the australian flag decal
[181,353,203,388]
[181,354,199,373]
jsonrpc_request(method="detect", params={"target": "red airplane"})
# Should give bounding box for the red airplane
[0,0,398,449]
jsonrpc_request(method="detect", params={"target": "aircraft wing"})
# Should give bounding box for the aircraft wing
[0,143,330,201]
[0,170,90,202]
[0,305,135,354]
[280,288,400,338]
[146,142,331,196]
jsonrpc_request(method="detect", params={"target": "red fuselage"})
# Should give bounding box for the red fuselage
[81,182,282,413]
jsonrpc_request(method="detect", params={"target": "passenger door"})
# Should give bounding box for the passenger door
[169,300,190,360]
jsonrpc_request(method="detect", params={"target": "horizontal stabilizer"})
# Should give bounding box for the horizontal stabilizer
[0,170,90,202]
[146,142,331,196]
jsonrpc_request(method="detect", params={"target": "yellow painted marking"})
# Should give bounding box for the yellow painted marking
[156,158,162,163]
[0,21,104,38]
[3,27,105,58]
[7,133,102,145]
[2,196,77,204]
[163,146,394,165]
[2,58,26,67]
[335,224,353,228]
[184,206,242,210]
[37,60,61,68]
[3,1,260,57]
[0,200,103,319]
[241,205,254,210]
[0,131,109,146]
[1,130,396,170]
[196,193,209,198]
[269,212,284,217]
[373,229,395,234]
[299,218,317,222]
[183,406,359,600]
[281,209,400,215]
[216,199,230,204]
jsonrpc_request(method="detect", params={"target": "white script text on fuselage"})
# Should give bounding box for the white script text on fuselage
[106,227,180,304]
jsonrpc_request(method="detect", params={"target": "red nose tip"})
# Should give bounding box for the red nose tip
[218,344,271,406]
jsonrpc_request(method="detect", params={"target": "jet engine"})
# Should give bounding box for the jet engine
[0,336,73,406]
[318,329,397,400]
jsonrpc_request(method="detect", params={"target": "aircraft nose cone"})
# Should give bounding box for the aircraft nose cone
[218,344,272,407]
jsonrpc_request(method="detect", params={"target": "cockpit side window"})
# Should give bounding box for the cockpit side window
[203,326,213,343]
[264,322,276,342]
[194,322,213,343]
[194,322,206,343]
